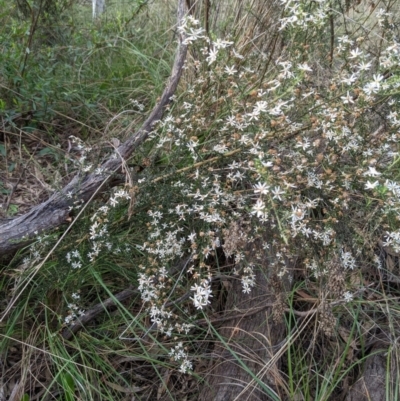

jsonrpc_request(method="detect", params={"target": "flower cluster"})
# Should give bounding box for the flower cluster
[88,189,130,262]
[169,342,193,374]
[279,0,330,31]
[68,135,94,173]
[241,264,256,294]
[62,187,131,326]
[21,231,51,265]
[190,279,212,309]
[66,249,83,269]
[64,292,85,326]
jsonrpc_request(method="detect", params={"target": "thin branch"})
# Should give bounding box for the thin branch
[62,286,139,340]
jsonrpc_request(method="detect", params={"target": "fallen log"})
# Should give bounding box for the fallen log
[0,0,188,255]
[345,346,398,401]
[198,237,287,401]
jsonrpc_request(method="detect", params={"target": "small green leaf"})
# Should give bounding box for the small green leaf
[8,204,19,216]
[39,147,60,161]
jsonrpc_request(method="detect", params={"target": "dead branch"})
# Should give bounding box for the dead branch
[61,286,139,340]
[0,0,188,256]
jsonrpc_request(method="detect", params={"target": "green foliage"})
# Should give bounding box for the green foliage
[0,0,172,137]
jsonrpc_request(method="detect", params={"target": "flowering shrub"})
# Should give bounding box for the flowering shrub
[16,2,400,378]
[127,6,400,372]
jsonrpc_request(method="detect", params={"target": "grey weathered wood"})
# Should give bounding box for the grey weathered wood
[0,0,187,255]
[199,239,286,401]
[92,0,105,19]
[345,347,398,401]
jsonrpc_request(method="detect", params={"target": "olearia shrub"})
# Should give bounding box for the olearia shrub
[10,1,400,379]
[129,5,400,372]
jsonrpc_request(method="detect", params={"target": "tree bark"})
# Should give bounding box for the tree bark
[199,240,286,401]
[92,0,105,19]
[0,0,187,256]
[345,347,398,401]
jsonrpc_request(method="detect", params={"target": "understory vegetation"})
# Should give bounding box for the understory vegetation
[2,0,400,400]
